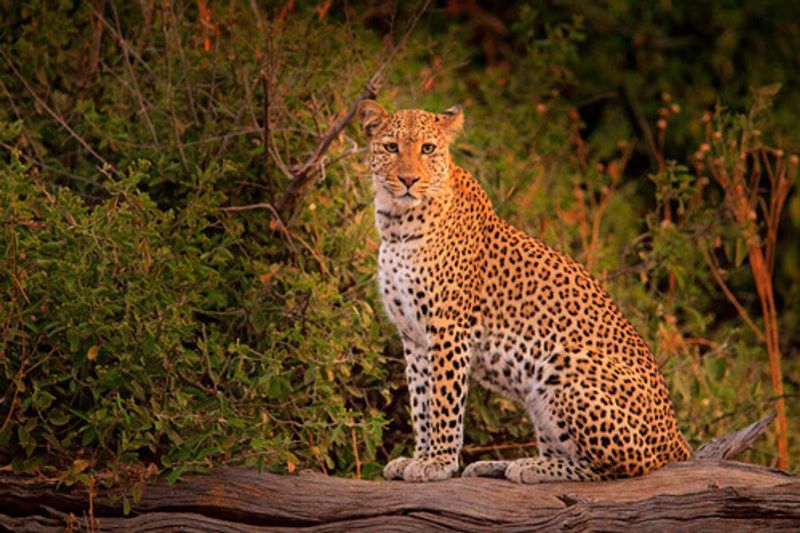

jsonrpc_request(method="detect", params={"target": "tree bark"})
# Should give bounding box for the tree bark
[1,459,799,532]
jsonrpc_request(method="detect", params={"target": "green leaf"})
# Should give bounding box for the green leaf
[81,428,97,447]
[33,390,56,411]
[166,466,186,485]
[48,410,71,427]
[142,333,156,356]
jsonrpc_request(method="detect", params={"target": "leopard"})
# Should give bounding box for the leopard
[356,100,691,483]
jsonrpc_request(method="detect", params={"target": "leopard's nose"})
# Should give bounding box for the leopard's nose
[399,176,420,188]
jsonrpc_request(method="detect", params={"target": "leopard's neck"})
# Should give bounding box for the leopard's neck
[374,197,450,245]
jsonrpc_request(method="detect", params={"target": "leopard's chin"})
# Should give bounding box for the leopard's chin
[394,193,421,208]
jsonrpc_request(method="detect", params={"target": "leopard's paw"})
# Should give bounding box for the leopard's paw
[462,460,511,478]
[505,458,544,483]
[383,456,414,480]
[402,456,458,482]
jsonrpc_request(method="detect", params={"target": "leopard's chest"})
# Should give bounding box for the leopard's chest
[378,242,428,348]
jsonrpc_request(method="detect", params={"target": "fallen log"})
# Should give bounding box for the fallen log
[1,414,798,531]
[1,459,798,532]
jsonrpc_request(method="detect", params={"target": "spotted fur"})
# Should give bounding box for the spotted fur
[357,101,691,483]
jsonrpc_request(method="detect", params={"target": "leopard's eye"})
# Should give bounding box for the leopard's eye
[384,143,399,153]
[421,143,436,155]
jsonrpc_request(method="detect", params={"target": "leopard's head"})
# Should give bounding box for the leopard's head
[357,101,463,211]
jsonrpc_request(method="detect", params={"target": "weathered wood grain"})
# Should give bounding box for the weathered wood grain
[1,459,799,532]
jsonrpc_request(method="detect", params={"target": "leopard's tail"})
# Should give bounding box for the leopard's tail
[692,411,776,461]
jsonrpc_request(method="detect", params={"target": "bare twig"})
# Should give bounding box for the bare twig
[370,0,432,86]
[262,64,274,197]
[76,1,105,94]
[350,425,361,480]
[620,83,662,171]
[585,137,634,270]
[1,50,120,177]
[0,141,99,187]
[462,440,539,454]
[86,476,96,533]
[92,7,160,81]
[218,203,295,252]
[276,80,380,219]
[0,76,45,164]
[219,203,281,214]
[109,0,160,147]
[161,3,199,125]
[219,203,333,274]
[698,243,765,342]
[211,69,264,164]
[276,0,432,221]
[161,16,189,171]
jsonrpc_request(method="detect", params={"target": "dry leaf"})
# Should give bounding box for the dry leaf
[73,458,90,473]
[87,345,99,361]
[259,264,281,287]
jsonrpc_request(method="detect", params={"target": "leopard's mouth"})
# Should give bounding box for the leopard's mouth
[382,184,419,202]
[375,180,422,210]
[396,192,420,206]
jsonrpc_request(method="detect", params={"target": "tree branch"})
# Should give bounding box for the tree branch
[276,0,432,221]
[276,80,380,219]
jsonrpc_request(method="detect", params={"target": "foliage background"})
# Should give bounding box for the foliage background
[1,0,798,498]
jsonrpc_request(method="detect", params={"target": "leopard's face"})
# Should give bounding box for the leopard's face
[358,102,463,211]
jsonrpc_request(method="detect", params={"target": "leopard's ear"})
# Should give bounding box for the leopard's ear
[437,104,464,143]
[357,99,388,139]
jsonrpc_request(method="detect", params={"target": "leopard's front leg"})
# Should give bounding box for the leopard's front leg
[383,341,432,479]
[399,326,471,482]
